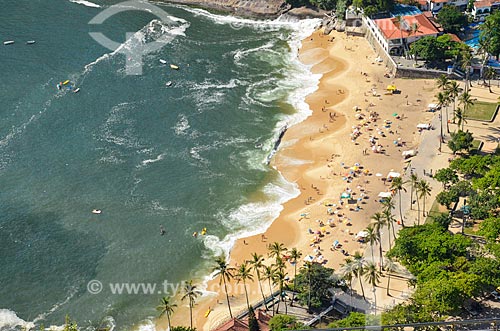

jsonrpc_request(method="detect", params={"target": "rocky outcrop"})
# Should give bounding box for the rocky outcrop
[162,0,291,18]
[319,12,345,34]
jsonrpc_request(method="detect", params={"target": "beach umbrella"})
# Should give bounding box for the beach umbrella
[392,113,398,117]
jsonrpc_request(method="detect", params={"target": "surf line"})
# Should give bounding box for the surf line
[265,124,288,165]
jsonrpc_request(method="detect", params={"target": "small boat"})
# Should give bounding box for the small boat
[159,59,167,64]
[62,80,70,85]
[26,40,36,45]
[92,209,102,214]
[73,88,80,93]
[3,40,14,45]
[165,81,172,87]
[170,64,179,70]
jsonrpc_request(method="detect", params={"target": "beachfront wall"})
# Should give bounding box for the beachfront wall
[362,15,398,75]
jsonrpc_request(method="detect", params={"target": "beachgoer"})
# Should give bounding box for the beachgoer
[160,225,166,236]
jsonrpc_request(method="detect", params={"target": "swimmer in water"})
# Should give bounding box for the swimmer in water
[160,225,166,236]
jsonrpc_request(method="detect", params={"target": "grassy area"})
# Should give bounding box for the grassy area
[424,199,447,224]
[470,139,483,154]
[465,101,499,121]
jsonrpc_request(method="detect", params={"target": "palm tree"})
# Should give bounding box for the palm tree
[454,107,467,131]
[273,268,288,315]
[352,252,366,300]
[371,212,386,271]
[395,16,407,58]
[414,178,422,225]
[459,92,475,131]
[364,262,381,312]
[381,197,396,242]
[340,257,355,310]
[234,262,254,311]
[390,176,406,227]
[288,248,302,306]
[365,225,379,263]
[417,179,432,219]
[435,74,449,91]
[262,265,276,315]
[268,242,286,264]
[212,255,235,318]
[301,261,314,312]
[484,66,496,93]
[156,296,177,331]
[409,173,419,211]
[446,81,460,131]
[436,91,447,151]
[383,208,395,248]
[384,257,398,296]
[181,280,200,329]
[249,253,268,310]
[461,47,473,91]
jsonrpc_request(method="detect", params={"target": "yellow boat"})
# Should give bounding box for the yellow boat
[62,80,70,85]
[204,308,212,318]
[170,64,179,70]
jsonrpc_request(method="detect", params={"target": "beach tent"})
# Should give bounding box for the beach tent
[402,150,417,158]
[304,255,315,263]
[378,192,392,198]
[427,103,439,110]
[356,230,369,238]
[387,171,401,179]
[417,123,431,130]
[341,192,351,199]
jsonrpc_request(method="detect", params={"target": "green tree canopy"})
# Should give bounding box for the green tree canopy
[294,263,337,309]
[448,130,474,154]
[328,312,379,328]
[387,223,472,274]
[434,168,459,188]
[478,217,500,241]
[479,10,500,60]
[437,5,467,34]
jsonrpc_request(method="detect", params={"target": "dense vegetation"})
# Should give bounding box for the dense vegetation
[285,0,395,15]
[409,35,466,62]
[436,5,467,35]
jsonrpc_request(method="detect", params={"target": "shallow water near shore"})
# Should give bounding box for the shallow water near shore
[0,1,318,330]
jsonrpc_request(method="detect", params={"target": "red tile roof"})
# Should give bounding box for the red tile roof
[474,0,500,7]
[447,33,462,42]
[214,309,271,331]
[374,14,441,40]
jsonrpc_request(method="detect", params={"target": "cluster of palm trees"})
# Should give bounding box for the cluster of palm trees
[340,253,398,311]
[157,280,201,330]
[212,242,303,318]
[435,75,475,140]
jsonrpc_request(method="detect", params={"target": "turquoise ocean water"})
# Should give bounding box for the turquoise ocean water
[0,1,319,330]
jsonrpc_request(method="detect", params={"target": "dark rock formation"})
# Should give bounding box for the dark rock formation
[161,0,291,18]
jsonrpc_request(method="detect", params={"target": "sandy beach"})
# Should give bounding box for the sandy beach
[164,29,438,330]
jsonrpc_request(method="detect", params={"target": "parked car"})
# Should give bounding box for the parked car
[490,288,500,300]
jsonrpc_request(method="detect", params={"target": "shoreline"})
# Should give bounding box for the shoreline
[165,26,437,331]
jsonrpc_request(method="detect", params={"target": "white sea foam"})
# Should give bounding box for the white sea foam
[140,153,166,167]
[203,171,300,260]
[83,18,189,77]
[0,309,35,331]
[69,0,101,8]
